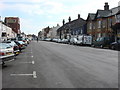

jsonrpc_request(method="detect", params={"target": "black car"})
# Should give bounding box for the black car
[110,40,120,51]
[92,37,114,48]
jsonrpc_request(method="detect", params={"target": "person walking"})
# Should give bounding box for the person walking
[37,37,39,42]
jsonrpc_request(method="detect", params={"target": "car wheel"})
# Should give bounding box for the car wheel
[111,45,115,50]
[100,45,104,48]
[92,45,95,47]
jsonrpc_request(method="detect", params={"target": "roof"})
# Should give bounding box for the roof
[57,18,86,32]
[86,13,96,21]
[95,9,111,18]
[117,10,120,15]
[94,6,120,19]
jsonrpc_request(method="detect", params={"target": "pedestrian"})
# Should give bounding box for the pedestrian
[37,37,38,42]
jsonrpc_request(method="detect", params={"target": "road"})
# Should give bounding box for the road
[2,41,118,88]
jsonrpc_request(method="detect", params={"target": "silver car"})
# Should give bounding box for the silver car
[0,43,15,65]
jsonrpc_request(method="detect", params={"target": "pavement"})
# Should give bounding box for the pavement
[2,41,118,88]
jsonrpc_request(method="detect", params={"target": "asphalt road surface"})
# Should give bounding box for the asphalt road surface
[2,41,118,88]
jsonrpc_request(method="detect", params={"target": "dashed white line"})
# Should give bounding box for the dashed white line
[19,61,35,64]
[33,71,37,78]
[10,73,33,76]
[10,71,37,79]
[32,61,35,64]
[6,59,15,63]
[31,56,34,58]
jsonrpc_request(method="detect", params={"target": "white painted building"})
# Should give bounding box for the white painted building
[0,21,17,42]
[47,24,60,39]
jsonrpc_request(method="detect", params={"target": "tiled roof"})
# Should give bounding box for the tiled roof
[96,10,111,18]
[57,18,86,32]
[86,13,96,21]
[107,6,120,16]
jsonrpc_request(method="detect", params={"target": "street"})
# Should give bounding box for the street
[2,41,118,88]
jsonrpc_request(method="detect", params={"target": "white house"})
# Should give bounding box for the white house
[0,21,17,42]
[47,24,60,39]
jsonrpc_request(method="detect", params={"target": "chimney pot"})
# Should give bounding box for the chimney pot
[63,19,65,25]
[68,16,71,22]
[104,2,109,10]
[78,14,80,19]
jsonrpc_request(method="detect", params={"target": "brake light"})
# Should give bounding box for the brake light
[23,40,26,42]
[0,52,5,56]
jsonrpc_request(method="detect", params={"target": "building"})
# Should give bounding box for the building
[57,14,86,39]
[87,2,120,40]
[47,24,60,39]
[0,20,17,41]
[38,31,42,39]
[41,26,51,39]
[112,9,120,41]
[4,17,21,36]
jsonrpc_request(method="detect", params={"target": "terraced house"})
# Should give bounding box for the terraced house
[87,2,120,41]
[57,14,86,39]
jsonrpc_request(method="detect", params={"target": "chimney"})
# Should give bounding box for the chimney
[68,16,71,22]
[78,14,80,19]
[63,19,65,25]
[104,2,109,10]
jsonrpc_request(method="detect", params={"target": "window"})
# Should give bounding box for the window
[102,20,106,28]
[116,15,120,23]
[108,18,112,27]
[89,23,92,29]
[2,32,6,37]
[93,23,95,29]
[98,21,101,28]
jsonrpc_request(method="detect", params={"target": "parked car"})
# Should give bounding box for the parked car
[110,39,120,51]
[2,41,20,55]
[70,38,78,45]
[45,38,52,41]
[57,39,62,43]
[0,43,15,66]
[61,39,69,44]
[92,37,114,48]
[14,41,26,52]
[52,38,58,42]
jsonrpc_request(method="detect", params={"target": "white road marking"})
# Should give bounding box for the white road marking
[10,71,37,79]
[31,56,34,58]
[33,71,37,78]
[19,61,35,64]
[32,61,35,64]
[6,59,15,63]
[10,73,33,76]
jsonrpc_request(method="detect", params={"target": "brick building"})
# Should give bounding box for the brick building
[57,14,86,39]
[87,2,120,41]
[4,17,21,36]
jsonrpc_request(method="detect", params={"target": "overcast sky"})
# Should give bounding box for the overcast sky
[0,0,120,35]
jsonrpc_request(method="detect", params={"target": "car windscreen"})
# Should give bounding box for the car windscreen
[0,43,11,49]
[18,41,24,44]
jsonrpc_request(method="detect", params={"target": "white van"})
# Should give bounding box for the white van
[77,35,92,45]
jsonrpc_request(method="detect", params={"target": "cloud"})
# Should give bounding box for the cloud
[1,0,120,35]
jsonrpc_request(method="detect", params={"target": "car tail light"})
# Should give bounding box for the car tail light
[23,40,26,42]
[0,52,5,56]
[13,46,17,50]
